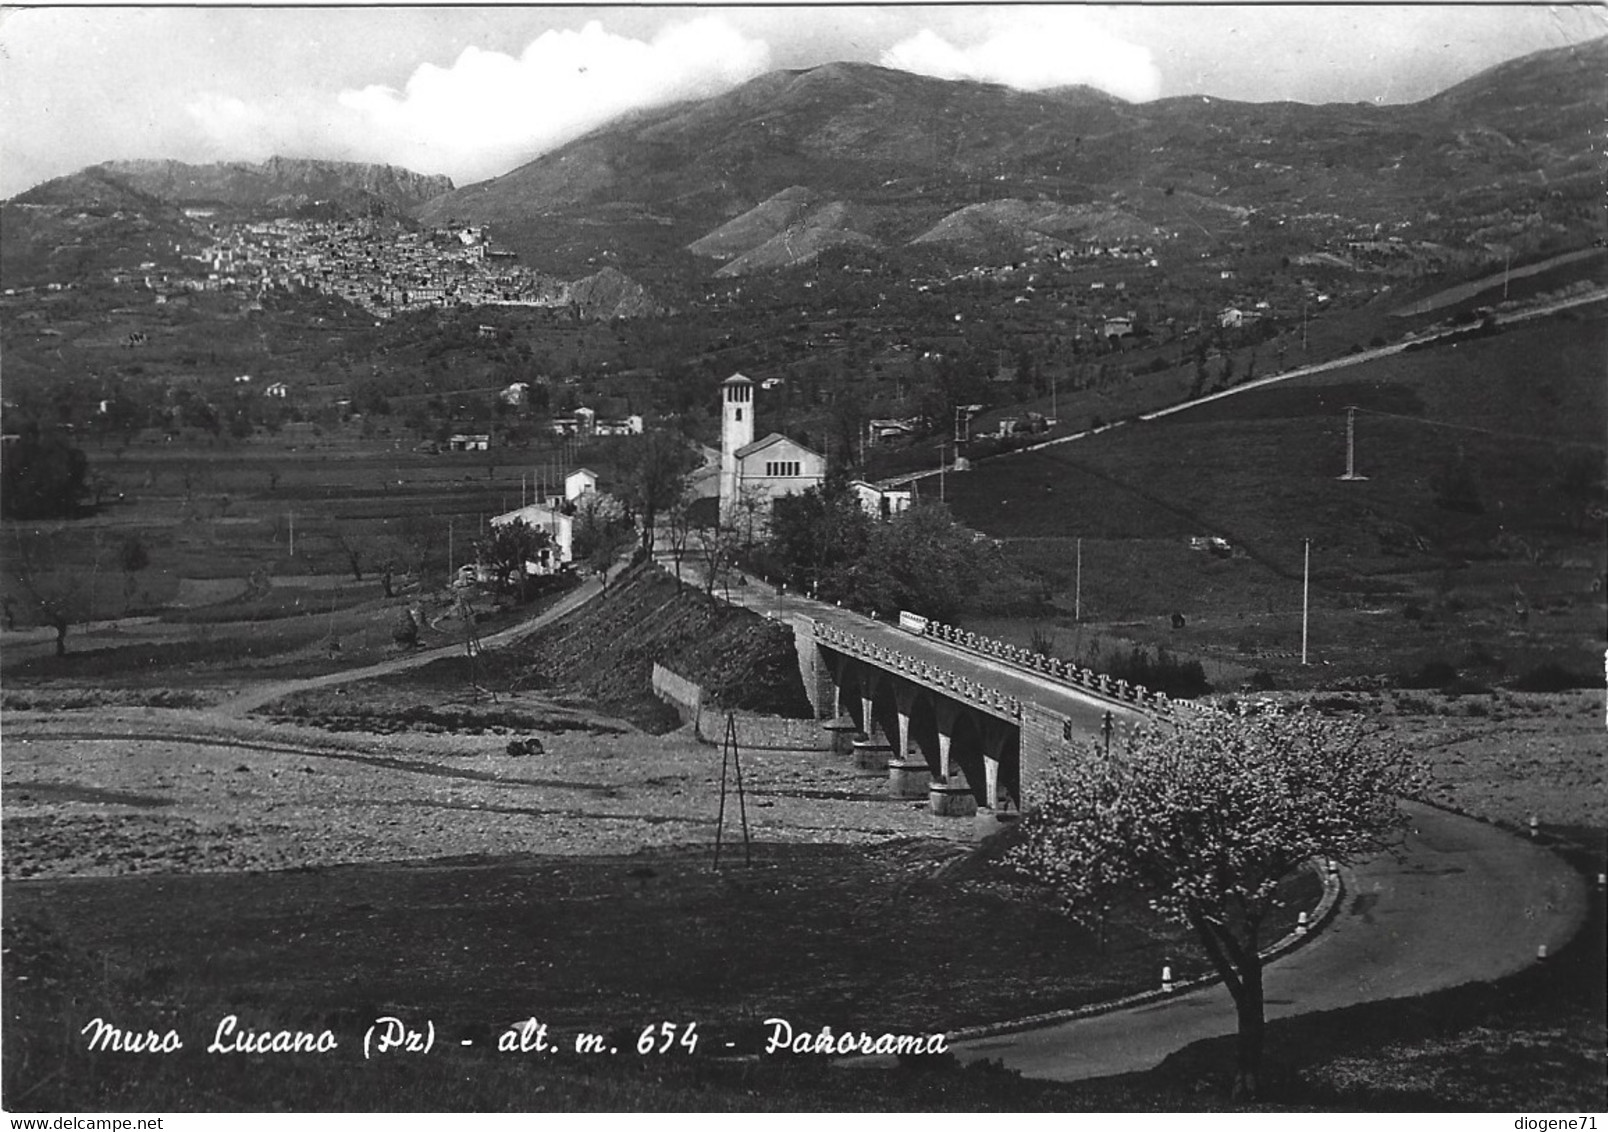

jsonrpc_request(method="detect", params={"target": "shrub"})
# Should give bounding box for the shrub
[1103,644,1211,699]
[1400,659,1458,689]
[1510,663,1600,693]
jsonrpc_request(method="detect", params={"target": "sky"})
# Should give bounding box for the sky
[2,4,1603,199]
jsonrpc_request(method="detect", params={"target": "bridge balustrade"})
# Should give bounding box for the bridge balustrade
[898,615,1175,717]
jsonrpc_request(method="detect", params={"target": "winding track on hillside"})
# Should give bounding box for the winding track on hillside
[946,802,1588,1081]
[214,573,604,717]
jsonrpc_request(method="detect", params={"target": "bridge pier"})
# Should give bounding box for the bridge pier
[929,767,978,817]
[932,700,960,783]
[892,681,920,768]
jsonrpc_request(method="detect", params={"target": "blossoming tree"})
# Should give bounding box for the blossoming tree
[1007,703,1423,1098]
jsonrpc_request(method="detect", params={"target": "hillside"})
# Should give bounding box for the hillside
[712,200,881,276]
[567,266,666,320]
[0,195,195,287]
[15,157,454,218]
[944,307,1607,685]
[417,40,1606,276]
[910,199,1159,257]
[500,564,812,732]
[687,186,821,260]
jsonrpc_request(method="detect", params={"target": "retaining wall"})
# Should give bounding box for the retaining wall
[650,663,703,727]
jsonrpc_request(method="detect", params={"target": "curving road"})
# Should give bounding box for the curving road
[948,801,1589,1081]
[216,574,604,716]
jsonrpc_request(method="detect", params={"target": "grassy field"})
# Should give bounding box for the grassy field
[946,308,1607,692]
[1,836,1319,1111]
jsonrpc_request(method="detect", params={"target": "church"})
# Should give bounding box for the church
[716,373,826,515]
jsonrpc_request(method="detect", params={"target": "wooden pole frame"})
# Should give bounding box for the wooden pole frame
[713,711,752,869]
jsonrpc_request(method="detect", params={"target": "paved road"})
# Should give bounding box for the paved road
[665,556,1148,739]
[891,287,1608,479]
[948,802,1589,1081]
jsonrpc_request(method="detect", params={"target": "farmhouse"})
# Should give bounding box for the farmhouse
[487,467,600,576]
[448,433,490,452]
[718,373,825,516]
[593,415,644,437]
[852,479,913,520]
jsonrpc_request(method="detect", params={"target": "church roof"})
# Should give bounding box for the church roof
[722,372,753,386]
[735,431,822,460]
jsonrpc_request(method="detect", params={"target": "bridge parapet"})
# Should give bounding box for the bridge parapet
[814,623,1023,719]
[906,616,1178,719]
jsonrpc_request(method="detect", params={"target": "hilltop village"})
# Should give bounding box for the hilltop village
[149,217,575,318]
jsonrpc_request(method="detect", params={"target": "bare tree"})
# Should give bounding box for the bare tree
[119,534,150,614]
[394,512,443,587]
[694,518,741,603]
[665,491,695,582]
[572,491,632,586]
[332,522,377,582]
[617,429,691,557]
[731,483,770,554]
[7,528,102,657]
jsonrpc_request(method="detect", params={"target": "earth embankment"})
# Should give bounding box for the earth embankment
[476,563,813,731]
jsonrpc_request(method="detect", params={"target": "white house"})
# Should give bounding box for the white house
[718,373,825,516]
[565,468,598,499]
[594,415,644,437]
[487,467,599,576]
[852,479,913,520]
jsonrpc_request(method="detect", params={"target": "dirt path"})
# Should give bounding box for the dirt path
[214,575,603,716]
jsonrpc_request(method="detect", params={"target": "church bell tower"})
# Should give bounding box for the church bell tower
[720,373,754,511]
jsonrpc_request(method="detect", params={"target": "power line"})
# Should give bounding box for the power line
[1350,406,1606,450]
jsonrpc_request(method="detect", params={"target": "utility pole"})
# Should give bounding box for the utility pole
[288,510,295,558]
[937,442,947,502]
[1339,406,1368,481]
[1301,538,1311,666]
[448,516,454,579]
[1075,536,1082,622]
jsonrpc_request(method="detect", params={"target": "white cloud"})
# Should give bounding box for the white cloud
[881,11,1161,102]
[180,16,771,185]
[345,17,770,183]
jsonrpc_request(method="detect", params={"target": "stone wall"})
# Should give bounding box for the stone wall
[656,662,832,752]
[650,663,703,727]
[790,615,835,720]
[712,713,833,753]
[1018,700,1083,806]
